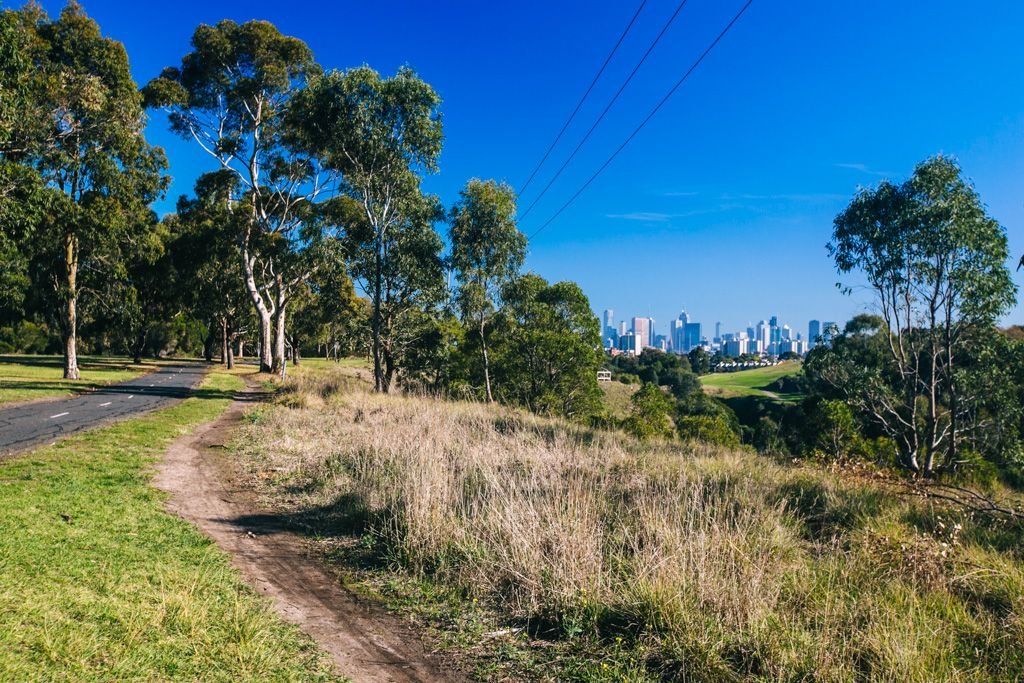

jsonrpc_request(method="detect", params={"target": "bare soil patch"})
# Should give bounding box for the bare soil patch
[155,390,459,683]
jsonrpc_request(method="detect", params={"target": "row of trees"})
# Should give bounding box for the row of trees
[0,4,604,421]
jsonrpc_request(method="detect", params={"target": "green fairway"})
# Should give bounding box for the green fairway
[699,361,803,401]
[0,369,342,681]
[0,355,160,406]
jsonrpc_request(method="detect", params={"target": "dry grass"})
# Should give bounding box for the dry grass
[236,364,1024,681]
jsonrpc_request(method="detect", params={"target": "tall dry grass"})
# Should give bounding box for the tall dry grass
[238,364,1024,681]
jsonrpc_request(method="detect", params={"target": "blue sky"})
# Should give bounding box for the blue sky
[39,0,1024,337]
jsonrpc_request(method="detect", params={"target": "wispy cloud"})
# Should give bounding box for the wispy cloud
[606,212,675,222]
[663,190,699,197]
[835,162,891,177]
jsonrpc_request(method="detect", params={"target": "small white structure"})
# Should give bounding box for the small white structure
[597,370,612,382]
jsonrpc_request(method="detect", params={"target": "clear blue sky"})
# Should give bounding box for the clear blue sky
[39,0,1024,337]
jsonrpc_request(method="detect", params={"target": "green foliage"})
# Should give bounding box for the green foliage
[491,274,603,420]
[676,414,742,447]
[623,383,674,440]
[449,178,526,401]
[828,155,1017,475]
[289,65,443,391]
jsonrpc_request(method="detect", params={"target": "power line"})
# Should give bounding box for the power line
[528,0,755,241]
[518,0,649,196]
[519,0,691,221]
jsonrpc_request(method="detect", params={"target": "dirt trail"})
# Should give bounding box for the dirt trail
[154,395,459,683]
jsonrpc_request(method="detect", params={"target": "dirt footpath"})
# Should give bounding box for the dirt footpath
[154,397,459,683]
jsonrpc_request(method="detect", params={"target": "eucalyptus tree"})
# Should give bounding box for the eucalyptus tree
[1,4,167,378]
[829,155,1016,476]
[287,66,443,391]
[144,20,328,374]
[492,274,603,419]
[448,179,526,402]
[169,171,253,368]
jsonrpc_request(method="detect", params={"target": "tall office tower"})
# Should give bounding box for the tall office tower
[684,321,702,352]
[822,321,838,345]
[808,320,821,347]
[618,320,628,337]
[781,324,792,341]
[602,309,617,348]
[631,317,651,350]
[671,318,685,353]
[715,321,721,339]
[649,318,656,346]
[746,325,756,340]
[756,320,770,350]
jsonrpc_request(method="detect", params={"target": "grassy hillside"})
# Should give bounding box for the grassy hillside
[234,363,1024,681]
[0,368,343,681]
[0,355,160,406]
[598,380,638,419]
[700,361,803,401]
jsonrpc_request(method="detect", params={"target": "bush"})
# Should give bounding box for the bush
[677,415,741,448]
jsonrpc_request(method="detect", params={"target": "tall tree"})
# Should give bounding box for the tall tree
[143,20,324,374]
[449,179,526,402]
[829,155,1016,476]
[492,274,603,419]
[3,4,166,378]
[288,66,443,391]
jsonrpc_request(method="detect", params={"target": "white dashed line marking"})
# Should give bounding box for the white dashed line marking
[99,402,112,407]
[126,395,134,400]
[49,412,69,419]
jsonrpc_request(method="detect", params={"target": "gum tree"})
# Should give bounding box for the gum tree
[288,66,443,391]
[3,4,166,378]
[448,179,526,402]
[829,155,1016,476]
[144,20,325,374]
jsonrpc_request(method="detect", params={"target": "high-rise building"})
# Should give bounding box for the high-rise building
[822,321,838,346]
[618,320,628,338]
[724,338,748,357]
[715,321,722,340]
[670,318,685,353]
[808,320,821,347]
[602,309,617,349]
[631,317,651,350]
[618,331,641,356]
[781,324,792,341]
[684,322,702,352]
[756,320,770,350]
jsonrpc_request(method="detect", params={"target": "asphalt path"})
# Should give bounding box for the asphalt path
[0,363,209,458]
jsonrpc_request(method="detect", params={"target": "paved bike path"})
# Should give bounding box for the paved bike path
[0,363,208,457]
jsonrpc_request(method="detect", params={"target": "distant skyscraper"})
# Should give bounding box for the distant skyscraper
[602,309,617,348]
[631,317,651,350]
[822,321,838,345]
[684,322,702,352]
[671,318,685,353]
[714,321,722,341]
[756,320,770,350]
[808,320,821,347]
[618,320,628,337]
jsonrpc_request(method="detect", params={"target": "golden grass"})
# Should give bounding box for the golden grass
[236,364,1024,681]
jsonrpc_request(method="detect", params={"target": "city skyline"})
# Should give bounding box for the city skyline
[601,306,827,357]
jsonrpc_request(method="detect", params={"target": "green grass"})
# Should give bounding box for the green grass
[598,380,638,419]
[0,369,343,681]
[700,361,803,401]
[0,354,160,406]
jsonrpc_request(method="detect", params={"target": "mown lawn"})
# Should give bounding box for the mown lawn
[0,369,343,681]
[0,354,159,406]
[700,361,803,401]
